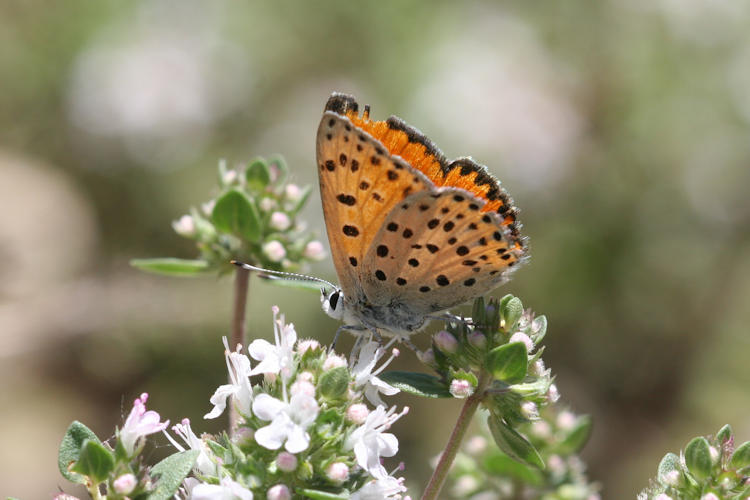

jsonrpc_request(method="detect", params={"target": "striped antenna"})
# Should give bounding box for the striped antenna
[230,260,338,291]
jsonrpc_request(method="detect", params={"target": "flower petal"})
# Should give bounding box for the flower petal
[252,394,285,421]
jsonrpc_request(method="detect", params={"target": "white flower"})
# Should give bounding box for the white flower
[253,392,319,454]
[351,471,408,500]
[205,338,254,419]
[303,240,326,261]
[259,197,276,212]
[270,212,291,231]
[509,332,534,352]
[520,401,539,420]
[187,476,254,500]
[164,418,217,476]
[346,405,408,478]
[556,410,576,431]
[351,341,400,407]
[248,307,297,382]
[284,184,302,202]
[173,214,196,237]
[322,353,347,370]
[449,379,474,399]
[119,393,169,456]
[201,200,216,217]
[222,169,238,185]
[262,241,286,262]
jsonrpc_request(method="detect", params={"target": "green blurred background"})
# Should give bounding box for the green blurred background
[2,1,750,497]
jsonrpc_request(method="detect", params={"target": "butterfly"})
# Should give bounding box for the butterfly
[316,93,527,340]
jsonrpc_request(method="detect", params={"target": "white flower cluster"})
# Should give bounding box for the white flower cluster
[166,306,411,500]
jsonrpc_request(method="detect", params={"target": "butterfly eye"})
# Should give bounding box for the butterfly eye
[329,290,340,310]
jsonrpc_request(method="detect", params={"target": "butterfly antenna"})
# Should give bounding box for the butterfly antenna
[230,260,338,290]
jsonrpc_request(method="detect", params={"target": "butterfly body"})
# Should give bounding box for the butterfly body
[317,93,527,339]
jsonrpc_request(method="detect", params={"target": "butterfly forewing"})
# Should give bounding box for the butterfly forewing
[360,188,524,313]
[316,112,433,299]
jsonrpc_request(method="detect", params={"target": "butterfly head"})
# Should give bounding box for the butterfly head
[321,287,345,320]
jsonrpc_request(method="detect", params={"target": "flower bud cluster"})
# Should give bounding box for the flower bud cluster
[424,295,556,431]
[445,405,600,500]
[134,156,325,277]
[639,425,750,499]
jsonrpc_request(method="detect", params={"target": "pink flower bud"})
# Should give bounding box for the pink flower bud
[285,184,302,202]
[468,331,486,348]
[323,353,347,370]
[276,452,298,472]
[262,240,286,262]
[449,379,474,399]
[270,212,291,231]
[509,332,534,352]
[172,215,196,237]
[259,197,276,212]
[418,348,436,365]
[326,462,350,484]
[303,240,326,261]
[297,339,320,354]
[113,473,137,495]
[267,484,291,500]
[556,410,576,430]
[434,330,458,353]
[346,403,369,425]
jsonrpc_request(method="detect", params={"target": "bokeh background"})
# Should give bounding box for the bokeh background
[2,0,750,497]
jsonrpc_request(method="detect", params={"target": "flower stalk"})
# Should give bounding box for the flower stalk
[421,373,489,500]
[229,265,251,434]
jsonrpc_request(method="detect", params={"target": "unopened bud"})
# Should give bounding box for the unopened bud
[270,212,292,231]
[113,473,137,495]
[434,330,458,353]
[267,484,291,500]
[326,462,350,484]
[347,403,369,425]
[262,240,286,262]
[172,215,196,237]
[276,452,298,472]
[509,332,534,353]
[449,379,474,399]
[303,240,326,261]
[285,184,303,202]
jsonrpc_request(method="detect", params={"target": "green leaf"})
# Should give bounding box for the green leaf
[556,415,593,454]
[487,415,544,468]
[268,155,289,184]
[212,189,262,241]
[298,489,349,500]
[730,441,750,470]
[530,315,547,343]
[657,452,682,486]
[685,436,713,480]
[147,450,199,500]
[288,185,313,215]
[379,371,452,398]
[500,295,523,328]
[486,342,528,384]
[246,158,272,190]
[716,424,733,444]
[58,421,102,484]
[130,258,211,277]
[71,440,115,484]
[483,453,544,486]
[318,366,350,400]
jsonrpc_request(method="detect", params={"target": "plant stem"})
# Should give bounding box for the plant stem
[421,373,488,500]
[229,265,251,435]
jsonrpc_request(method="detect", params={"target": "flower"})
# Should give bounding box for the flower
[248,307,297,381]
[172,214,196,237]
[303,240,326,261]
[259,197,276,212]
[270,212,291,231]
[165,418,217,476]
[350,469,409,500]
[113,473,137,495]
[326,462,350,484]
[509,332,534,352]
[253,392,319,453]
[186,476,254,500]
[285,183,302,202]
[449,379,474,399]
[275,452,298,472]
[266,484,291,500]
[434,330,458,353]
[262,241,286,262]
[205,338,254,419]
[351,341,400,407]
[346,405,408,478]
[346,403,370,425]
[118,393,169,456]
[322,353,347,370]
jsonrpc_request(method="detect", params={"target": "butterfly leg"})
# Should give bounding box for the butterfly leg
[330,324,368,351]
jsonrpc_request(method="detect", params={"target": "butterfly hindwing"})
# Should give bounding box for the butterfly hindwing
[316,111,433,299]
[360,188,525,313]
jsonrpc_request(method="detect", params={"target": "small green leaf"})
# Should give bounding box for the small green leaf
[685,436,713,480]
[246,158,272,190]
[318,366,350,400]
[487,415,544,468]
[556,415,593,454]
[483,453,544,485]
[499,295,523,328]
[298,489,349,500]
[130,258,211,277]
[531,315,547,343]
[71,440,115,484]
[58,421,102,484]
[212,189,262,241]
[379,371,452,398]
[730,441,750,470]
[486,342,528,384]
[657,452,681,486]
[268,155,289,184]
[147,450,200,500]
[716,424,733,444]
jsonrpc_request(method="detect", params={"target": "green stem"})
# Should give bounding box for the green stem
[229,266,251,436]
[421,373,489,500]
[87,482,103,500]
